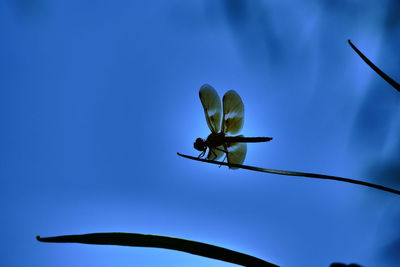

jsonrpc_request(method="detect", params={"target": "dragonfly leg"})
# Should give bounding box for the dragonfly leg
[223,144,231,168]
[198,150,206,158]
[213,146,229,168]
[209,148,223,168]
[217,154,228,168]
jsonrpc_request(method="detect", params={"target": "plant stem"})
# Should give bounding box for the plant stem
[348,39,400,92]
[177,153,400,196]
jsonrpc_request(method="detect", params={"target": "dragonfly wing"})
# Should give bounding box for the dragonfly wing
[222,90,244,134]
[225,135,247,169]
[207,145,225,161]
[226,142,247,169]
[199,84,222,133]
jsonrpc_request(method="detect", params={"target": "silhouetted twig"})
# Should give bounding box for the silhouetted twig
[37,233,278,267]
[177,153,400,196]
[348,39,400,92]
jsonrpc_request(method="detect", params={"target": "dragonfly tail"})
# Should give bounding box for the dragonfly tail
[225,136,273,143]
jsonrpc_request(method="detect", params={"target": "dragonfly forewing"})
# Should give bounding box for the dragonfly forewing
[199,84,222,133]
[222,90,244,134]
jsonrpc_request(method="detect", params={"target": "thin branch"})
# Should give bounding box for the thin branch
[348,39,400,92]
[177,153,400,196]
[36,233,278,267]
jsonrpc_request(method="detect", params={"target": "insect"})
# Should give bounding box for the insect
[194,84,273,168]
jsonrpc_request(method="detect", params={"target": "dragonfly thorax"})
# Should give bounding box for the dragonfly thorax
[205,132,226,148]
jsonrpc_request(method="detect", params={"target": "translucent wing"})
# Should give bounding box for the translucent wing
[222,90,244,134]
[207,145,224,161]
[226,141,247,169]
[199,84,222,133]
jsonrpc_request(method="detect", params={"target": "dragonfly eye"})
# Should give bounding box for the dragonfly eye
[194,138,206,151]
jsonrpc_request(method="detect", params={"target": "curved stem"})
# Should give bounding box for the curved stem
[37,233,278,267]
[177,153,400,196]
[348,39,400,92]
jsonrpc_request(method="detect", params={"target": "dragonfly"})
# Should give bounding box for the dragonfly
[193,84,273,168]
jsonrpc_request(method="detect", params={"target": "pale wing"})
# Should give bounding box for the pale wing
[199,84,222,133]
[222,90,244,134]
[226,142,247,169]
[207,145,225,161]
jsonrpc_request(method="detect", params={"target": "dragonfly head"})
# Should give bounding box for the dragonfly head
[194,138,206,152]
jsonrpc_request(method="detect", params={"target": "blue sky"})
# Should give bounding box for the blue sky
[1,0,399,266]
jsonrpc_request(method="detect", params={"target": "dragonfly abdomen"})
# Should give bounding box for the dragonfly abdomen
[224,136,272,143]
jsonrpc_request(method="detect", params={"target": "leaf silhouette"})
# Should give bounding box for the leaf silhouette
[37,232,278,267]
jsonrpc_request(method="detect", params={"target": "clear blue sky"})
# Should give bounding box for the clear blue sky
[1,1,399,266]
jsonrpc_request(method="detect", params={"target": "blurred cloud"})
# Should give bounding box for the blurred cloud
[369,156,400,265]
[350,0,400,157]
[6,0,48,20]
[349,4,400,265]
[220,0,284,66]
[368,157,400,187]
[384,0,400,30]
[330,263,363,267]
[383,236,400,265]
